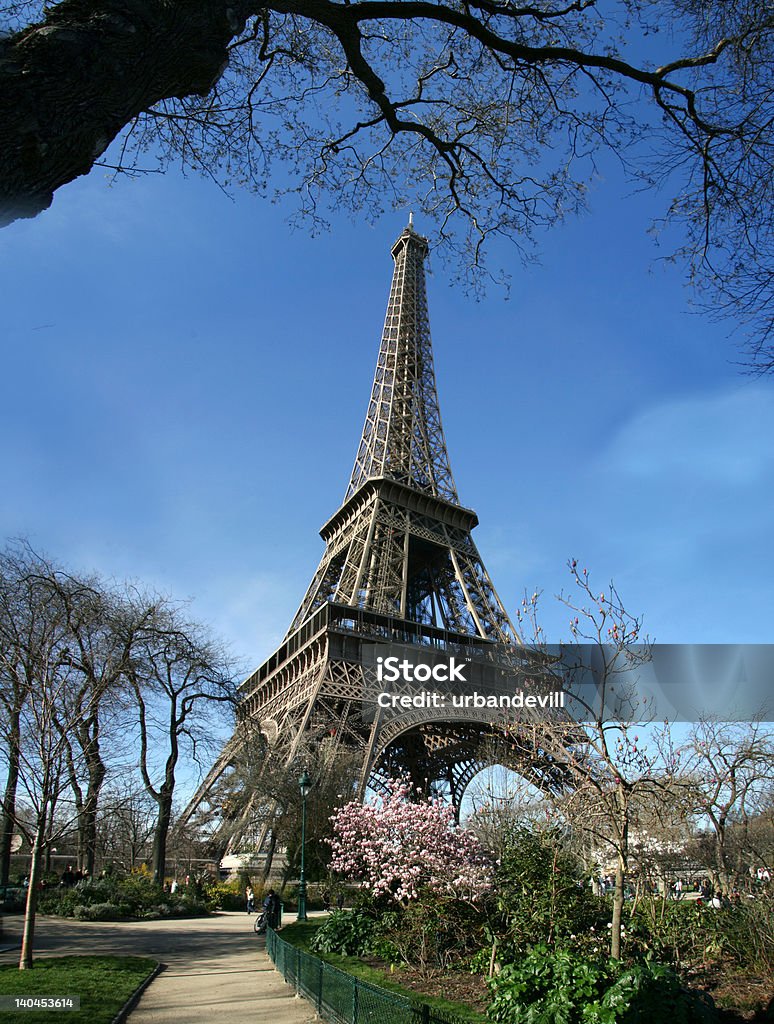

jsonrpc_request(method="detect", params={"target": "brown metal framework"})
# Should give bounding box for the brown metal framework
[181,223,571,853]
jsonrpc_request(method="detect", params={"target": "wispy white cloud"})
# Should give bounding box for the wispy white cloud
[571,383,774,640]
[598,385,774,486]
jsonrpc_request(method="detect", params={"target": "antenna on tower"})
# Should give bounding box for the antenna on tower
[408,211,414,229]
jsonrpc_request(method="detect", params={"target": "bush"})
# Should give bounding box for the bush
[495,827,606,956]
[39,884,103,917]
[38,873,211,921]
[603,961,717,1024]
[712,893,774,973]
[626,899,722,968]
[315,899,487,975]
[380,898,485,974]
[115,875,167,911]
[72,902,126,921]
[310,909,380,956]
[625,892,774,973]
[173,896,210,917]
[1,886,27,912]
[487,945,717,1024]
[204,881,246,911]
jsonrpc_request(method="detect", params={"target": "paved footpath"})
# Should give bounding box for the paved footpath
[0,911,316,1024]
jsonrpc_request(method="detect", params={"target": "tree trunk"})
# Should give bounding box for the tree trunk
[610,855,626,959]
[714,833,732,896]
[66,718,106,877]
[151,794,173,885]
[262,832,278,884]
[610,790,629,960]
[19,825,44,970]
[80,800,98,877]
[0,712,21,886]
[80,757,106,877]
[708,867,721,896]
[44,793,58,874]
[0,0,249,226]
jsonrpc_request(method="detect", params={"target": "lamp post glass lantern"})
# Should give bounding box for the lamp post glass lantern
[297,770,313,921]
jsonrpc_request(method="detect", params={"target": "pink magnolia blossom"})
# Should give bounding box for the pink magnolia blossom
[327,780,491,906]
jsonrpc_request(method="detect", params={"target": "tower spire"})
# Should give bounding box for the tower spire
[346,224,457,503]
[286,227,517,641]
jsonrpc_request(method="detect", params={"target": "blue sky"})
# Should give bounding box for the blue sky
[1,148,773,692]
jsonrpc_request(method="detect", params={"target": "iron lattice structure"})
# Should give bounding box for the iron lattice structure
[182,224,571,854]
[288,226,516,642]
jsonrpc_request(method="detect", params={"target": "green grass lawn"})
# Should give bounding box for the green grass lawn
[278,920,488,1024]
[0,956,156,1023]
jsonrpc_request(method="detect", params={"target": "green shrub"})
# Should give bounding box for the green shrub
[204,881,246,911]
[314,897,487,974]
[469,946,495,975]
[380,898,486,974]
[173,896,210,917]
[1,887,27,912]
[367,911,403,967]
[626,899,721,967]
[495,827,606,956]
[712,893,774,972]
[488,945,612,1024]
[487,945,717,1024]
[626,894,774,972]
[115,875,166,910]
[602,961,717,1024]
[38,873,210,921]
[310,909,379,956]
[72,902,124,922]
[39,883,111,917]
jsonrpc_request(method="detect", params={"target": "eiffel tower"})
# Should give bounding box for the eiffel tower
[183,220,567,853]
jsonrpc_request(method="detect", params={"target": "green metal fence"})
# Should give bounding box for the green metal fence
[265,926,472,1024]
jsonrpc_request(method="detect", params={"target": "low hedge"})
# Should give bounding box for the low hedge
[37,875,210,920]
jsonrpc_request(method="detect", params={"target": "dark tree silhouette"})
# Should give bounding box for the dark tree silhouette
[1,0,773,365]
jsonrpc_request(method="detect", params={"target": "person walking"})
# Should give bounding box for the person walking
[245,885,255,914]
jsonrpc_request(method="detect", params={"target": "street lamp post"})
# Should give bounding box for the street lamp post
[297,770,313,921]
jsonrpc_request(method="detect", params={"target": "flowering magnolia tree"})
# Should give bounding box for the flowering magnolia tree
[328,781,491,906]
[515,562,682,960]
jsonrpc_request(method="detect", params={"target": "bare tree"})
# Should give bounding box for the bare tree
[124,599,237,884]
[95,782,158,872]
[16,671,101,969]
[514,563,683,959]
[37,573,150,877]
[0,558,101,969]
[0,545,35,888]
[743,791,774,873]
[265,741,362,889]
[0,545,152,880]
[0,544,243,955]
[1,1,773,364]
[681,719,774,895]
[622,784,696,897]
[464,762,551,859]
